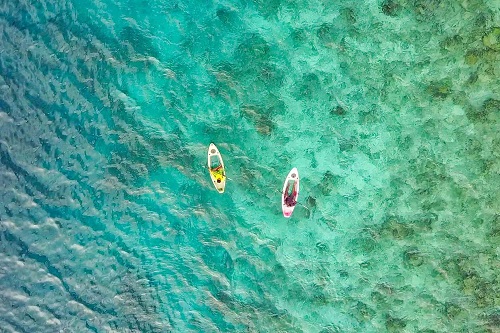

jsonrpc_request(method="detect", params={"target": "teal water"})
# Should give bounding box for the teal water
[0,0,499,332]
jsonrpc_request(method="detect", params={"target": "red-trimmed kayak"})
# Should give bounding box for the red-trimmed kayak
[282,167,299,218]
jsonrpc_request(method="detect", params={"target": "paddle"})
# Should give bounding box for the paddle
[275,189,310,211]
[201,164,233,181]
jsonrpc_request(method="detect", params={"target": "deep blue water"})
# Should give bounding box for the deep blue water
[0,0,499,332]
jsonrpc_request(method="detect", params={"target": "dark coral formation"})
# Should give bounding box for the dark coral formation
[381,0,402,17]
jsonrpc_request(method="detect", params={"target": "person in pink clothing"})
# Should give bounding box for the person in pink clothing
[284,181,297,207]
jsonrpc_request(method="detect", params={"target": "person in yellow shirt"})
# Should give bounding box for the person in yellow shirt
[210,165,225,183]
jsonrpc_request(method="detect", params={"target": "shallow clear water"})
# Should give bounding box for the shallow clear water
[0,0,499,332]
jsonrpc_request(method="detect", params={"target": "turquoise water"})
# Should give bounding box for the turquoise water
[0,0,499,332]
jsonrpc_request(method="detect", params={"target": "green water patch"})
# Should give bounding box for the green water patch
[120,26,159,58]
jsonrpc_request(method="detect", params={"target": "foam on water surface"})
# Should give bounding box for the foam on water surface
[0,0,499,332]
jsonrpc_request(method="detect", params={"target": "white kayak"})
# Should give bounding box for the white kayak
[207,143,226,193]
[282,167,299,218]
